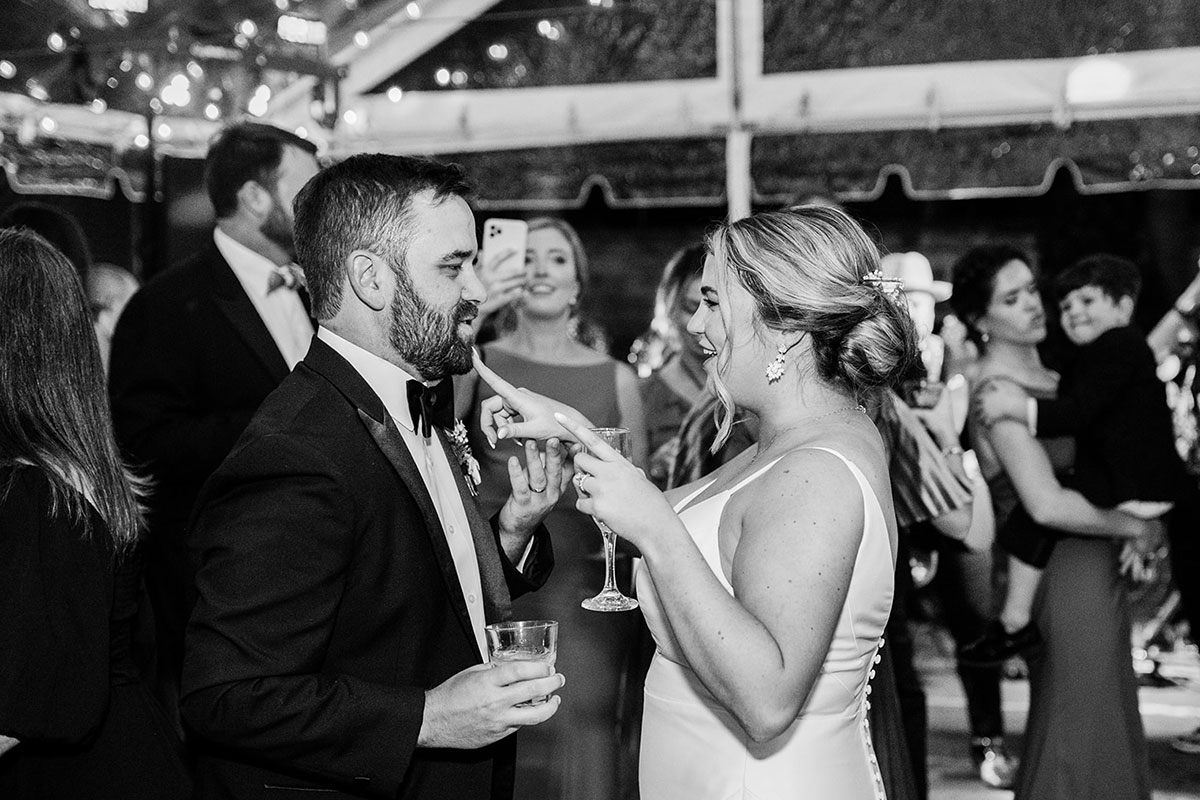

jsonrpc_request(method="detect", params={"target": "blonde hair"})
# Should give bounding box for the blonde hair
[706,205,918,448]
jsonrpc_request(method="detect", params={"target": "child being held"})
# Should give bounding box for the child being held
[960,254,1181,665]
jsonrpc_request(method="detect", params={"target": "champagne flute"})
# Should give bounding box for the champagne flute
[581,427,639,612]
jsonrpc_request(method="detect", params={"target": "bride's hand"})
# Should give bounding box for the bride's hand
[555,413,679,553]
[473,351,593,447]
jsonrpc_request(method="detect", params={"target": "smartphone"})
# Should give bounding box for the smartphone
[481,218,528,275]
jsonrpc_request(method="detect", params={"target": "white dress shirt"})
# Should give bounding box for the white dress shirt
[316,326,488,656]
[215,228,313,369]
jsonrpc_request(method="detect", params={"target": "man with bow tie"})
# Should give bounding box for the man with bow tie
[108,122,320,732]
[180,153,566,800]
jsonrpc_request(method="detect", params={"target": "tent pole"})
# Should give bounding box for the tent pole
[720,0,761,220]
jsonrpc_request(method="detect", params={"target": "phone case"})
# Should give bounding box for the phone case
[481,218,528,272]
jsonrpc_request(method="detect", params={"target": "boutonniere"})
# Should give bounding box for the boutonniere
[446,420,482,497]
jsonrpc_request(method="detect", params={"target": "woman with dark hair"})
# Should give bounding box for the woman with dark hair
[0,228,190,798]
[458,216,646,800]
[950,244,1155,800]
[474,205,920,798]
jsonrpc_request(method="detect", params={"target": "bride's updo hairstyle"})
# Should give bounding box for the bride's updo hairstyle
[707,205,918,447]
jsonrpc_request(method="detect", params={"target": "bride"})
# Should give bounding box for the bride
[475,205,918,799]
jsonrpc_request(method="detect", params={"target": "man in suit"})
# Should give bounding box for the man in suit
[180,153,567,799]
[109,123,320,720]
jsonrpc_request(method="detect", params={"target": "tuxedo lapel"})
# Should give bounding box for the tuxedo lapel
[356,412,479,654]
[208,246,291,383]
[302,339,479,655]
[435,432,510,624]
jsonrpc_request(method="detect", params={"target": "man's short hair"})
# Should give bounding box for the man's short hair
[205,122,318,219]
[1054,253,1141,305]
[292,153,474,321]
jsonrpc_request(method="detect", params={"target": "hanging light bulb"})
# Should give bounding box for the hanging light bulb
[0,60,16,79]
[238,19,258,38]
[353,30,370,48]
[132,133,149,148]
[135,71,154,91]
[405,2,421,18]
[47,32,67,52]
[90,98,107,113]
[204,103,221,120]
[386,85,403,102]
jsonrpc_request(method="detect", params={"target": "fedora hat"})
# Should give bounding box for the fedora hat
[880,251,952,302]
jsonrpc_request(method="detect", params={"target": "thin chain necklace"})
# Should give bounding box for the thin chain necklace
[749,404,866,465]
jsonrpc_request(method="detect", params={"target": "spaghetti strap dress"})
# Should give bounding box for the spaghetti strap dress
[636,447,894,799]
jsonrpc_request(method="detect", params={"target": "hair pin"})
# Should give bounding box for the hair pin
[861,269,905,298]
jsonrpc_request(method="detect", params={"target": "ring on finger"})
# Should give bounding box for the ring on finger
[573,472,589,496]
[529,484,546,494]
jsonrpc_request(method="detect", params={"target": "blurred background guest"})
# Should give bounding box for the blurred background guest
[0,228,190,799]
[107,121,319,733]
[632,243,707,488]
[878,250,1012,792]
[951,244,1158,800]
[87,262,140,375]
[460,216,646,800]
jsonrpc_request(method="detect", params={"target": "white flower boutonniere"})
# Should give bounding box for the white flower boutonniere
[447,420,482,497]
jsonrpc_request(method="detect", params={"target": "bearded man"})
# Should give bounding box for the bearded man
[109,122,321,730]
[180,153,567,800]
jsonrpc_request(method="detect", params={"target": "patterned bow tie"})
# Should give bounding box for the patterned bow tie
[267,263,305,294]
[407,379,455,440]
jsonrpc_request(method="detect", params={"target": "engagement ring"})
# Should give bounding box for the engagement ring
[573,472,589,496]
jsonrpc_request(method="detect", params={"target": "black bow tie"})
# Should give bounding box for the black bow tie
[407,379,455,440]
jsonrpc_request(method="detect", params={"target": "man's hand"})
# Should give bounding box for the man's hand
[497,439,571,559]
[973,378,1030,428]
[473,351,592,446]
[418,661,564,749]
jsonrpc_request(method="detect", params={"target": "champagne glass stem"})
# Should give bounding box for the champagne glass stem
[600,528,619,594]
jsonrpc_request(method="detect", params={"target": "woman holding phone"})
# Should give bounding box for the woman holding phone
[459,216,647,800]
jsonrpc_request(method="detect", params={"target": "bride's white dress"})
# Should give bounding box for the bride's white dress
[636,447,894,800]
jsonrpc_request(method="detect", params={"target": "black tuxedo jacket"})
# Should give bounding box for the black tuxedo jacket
[109,240,308,546]
[180,337,553,800]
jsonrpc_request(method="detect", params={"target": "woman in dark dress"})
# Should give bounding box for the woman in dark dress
[0,228,191,799]
[458,217,646,800]
[950,244,1155,800]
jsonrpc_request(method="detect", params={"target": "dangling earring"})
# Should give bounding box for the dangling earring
[980,330,990,344]
[765,343,788,384]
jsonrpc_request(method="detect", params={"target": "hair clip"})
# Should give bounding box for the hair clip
[861,269,904,299]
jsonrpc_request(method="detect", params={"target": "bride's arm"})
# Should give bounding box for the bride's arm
[988,419,1149,539]
[564,419,864,742]
[652,449,864,741]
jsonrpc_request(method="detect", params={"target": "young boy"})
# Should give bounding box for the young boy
[960,254,1181,665]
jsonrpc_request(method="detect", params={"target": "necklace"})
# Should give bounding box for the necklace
[749,404,866,464]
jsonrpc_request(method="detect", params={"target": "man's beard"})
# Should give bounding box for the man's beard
[262,192,295,257]
[388,272,478,381]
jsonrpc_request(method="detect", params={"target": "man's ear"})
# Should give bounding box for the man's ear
[235,180,273,221]
[346,250,388,312]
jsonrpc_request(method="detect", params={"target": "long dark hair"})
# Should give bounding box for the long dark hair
[0,227,142,549]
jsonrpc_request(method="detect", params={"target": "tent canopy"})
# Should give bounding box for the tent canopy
[2,0,1199,206]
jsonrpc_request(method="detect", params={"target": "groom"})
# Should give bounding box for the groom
[181,154,567,799]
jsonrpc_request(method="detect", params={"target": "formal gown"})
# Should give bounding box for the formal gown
[636,447,893,800]
[0,464,191,799]
[980,386,1151,800]
[469,345,640,800]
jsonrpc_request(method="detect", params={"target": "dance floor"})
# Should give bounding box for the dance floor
[917,622,1200,799]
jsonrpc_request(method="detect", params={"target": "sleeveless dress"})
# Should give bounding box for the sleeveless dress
[978,387,1151,800]
[468,345,640,800]
[636,448,894,800]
